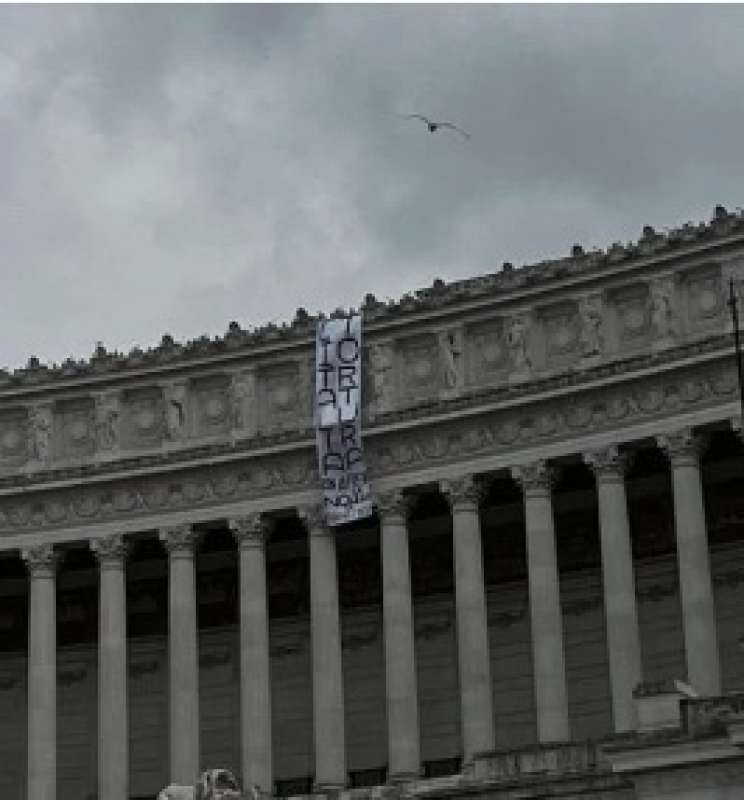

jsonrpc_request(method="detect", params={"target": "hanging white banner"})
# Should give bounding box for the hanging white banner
[315,315,373,526]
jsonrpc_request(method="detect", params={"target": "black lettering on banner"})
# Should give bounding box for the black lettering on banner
[337,365,357,403]
[346,447,363,468]
[340,422,356,447]
[337,336,359,364]
[317,387,336,409]
[322,451,345,473]
[319,335,333,367]
[318,426,335,451]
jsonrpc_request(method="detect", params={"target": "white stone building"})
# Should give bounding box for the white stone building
[1,207,744,799]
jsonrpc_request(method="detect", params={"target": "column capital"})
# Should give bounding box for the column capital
[511,460,558,495]
[159,524,199,556]
[376,489,413,522]
[298,503,329,535]
[657,428,707,466]
[440,475,484,511]
[229,513,269,548]
[90,534,128,567]
[22,543,59,577]
[583,445,632,481]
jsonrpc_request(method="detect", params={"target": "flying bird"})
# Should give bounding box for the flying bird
[403,113,470,139]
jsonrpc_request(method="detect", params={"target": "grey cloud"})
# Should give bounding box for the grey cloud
[2,5,744,369]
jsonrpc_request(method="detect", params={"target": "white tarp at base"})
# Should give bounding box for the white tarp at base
[315,314,373,526]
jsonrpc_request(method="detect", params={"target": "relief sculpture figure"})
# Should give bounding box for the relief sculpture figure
[95,392,119,451]
[164,382,187,442]
[506,313,531,372]
[29,405,52,464]
[230,369,256,435]
[579,294,604,357]
[369,342,394,415]
[650,277,678,340]
[438,328,463,391]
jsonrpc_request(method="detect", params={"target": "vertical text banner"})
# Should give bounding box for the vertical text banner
[316,315,373,526]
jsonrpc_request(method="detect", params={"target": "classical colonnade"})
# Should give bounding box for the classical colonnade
[19,427,722,800]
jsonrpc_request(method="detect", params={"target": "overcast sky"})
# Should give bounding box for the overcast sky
[2,4,744,371]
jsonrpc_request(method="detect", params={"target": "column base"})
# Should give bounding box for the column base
[313,782,346,796]
[389,770,421,785]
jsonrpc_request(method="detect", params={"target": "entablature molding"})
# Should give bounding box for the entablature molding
[0,353,738,547]
[0,331,735,492]
[0,231,742,479]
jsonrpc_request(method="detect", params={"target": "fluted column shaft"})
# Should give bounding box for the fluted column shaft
[584,448,642,733]
[441,476,495,762]
[160,526,200,784]
[303,506,346,789]
[512,462,569,743]
[378,492,420,780]
[23,544,58,800]
[230,515,272,793]
[91,536,129,800]
[658,430,721,695]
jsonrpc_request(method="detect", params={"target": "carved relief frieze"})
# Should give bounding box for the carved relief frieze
[229,367,258,439]
[367,340,395,420]
[649,274,680,344]
[0,349,737,536]
[365,357,737,479]
[682,265,724,334]
[94,391,120,454]
[27,402,54,466]
[120,386,165,449]
[436,325,465,398]
[0,408,30,469]
[578,292,604,360]
[466,319,508,387]
[258,362,301,433]
[162,380,189,443]
[539,301,580,367]
[611,283,651,348]
[55,397,95,461]
[397,334,440,406]
[505,312,533,380]
[191,374,231,439]
[297,353,315,431]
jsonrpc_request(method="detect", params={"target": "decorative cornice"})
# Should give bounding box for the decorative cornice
[0,334,734,493]
[90,534,128,565]
[511,460,558,495]
[583,445,631,481]
[229,513,269,547]
[440,475,484,511]
[1,207,742,388]
[21,543,58,576]
[159,524,199,555]
[656,428,707,467]
[375,489,412,522]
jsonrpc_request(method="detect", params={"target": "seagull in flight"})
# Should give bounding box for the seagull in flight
[403,113,470,139]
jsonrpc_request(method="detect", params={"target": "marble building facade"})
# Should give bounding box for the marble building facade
[2,209,744,799]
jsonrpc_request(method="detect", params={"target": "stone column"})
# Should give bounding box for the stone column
[440,476,495,762]
[229,515,272,793]
[511,461,570,743]
[91,535,129,800]
[301,505,346,790]
[583,447,642,733]
[159,525,200,784]
[23,543,58,800]
[657,429,721,695]
[377,491,420,781]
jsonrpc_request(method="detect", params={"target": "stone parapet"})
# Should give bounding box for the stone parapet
[0,209,741,485]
